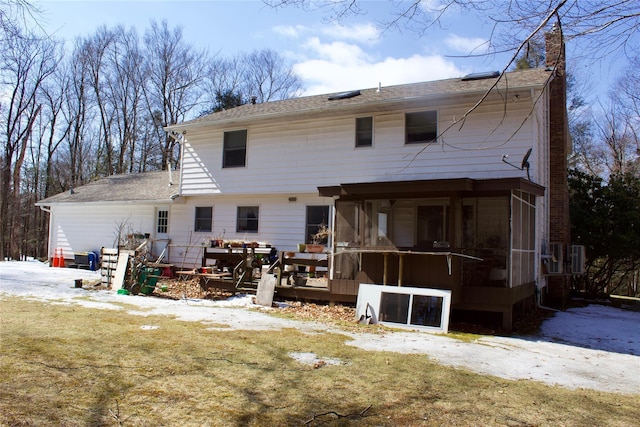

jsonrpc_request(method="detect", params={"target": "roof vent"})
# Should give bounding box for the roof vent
[461,71,500,81]
[328,90,361,101]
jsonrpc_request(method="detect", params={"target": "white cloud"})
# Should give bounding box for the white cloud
[301,37,371,64]
[321,23,380,44]
[275,19,470,96]
[273,24,309,39]
[294,38,467,95]
[444,34,489,55]
[274,22,379,45]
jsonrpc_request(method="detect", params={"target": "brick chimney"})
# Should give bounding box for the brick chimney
[544,25,572,306]
[545,24,565,74]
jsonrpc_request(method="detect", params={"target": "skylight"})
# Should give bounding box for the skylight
[328,90,361,101]
[461,71,500,81]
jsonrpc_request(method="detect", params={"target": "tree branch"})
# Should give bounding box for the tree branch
[304,404,372,425]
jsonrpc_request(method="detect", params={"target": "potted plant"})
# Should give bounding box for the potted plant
[306,223,330,253]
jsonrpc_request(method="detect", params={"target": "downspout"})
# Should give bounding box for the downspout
[535,277,560,312]
[166,129,185,195]
[38,205,54,262]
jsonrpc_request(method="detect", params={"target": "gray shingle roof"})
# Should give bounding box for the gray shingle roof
[36,171,179,205]
[167,68,553,131]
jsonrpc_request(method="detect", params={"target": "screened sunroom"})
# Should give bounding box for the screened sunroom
[320,178,544,328]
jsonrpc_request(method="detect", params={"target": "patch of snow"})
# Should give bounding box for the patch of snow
[289,352,345,366]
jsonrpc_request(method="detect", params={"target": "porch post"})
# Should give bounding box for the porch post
[398,253,405,286]
[383,252,388,285]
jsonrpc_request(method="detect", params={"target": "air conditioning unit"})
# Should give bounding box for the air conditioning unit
[571,245,586,274]
[546,243,563,274]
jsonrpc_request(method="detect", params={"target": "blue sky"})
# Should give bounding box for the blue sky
[34,0,616,98]
[33,0,512,95]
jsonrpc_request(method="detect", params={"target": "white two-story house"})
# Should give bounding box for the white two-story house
[37,29,573,331]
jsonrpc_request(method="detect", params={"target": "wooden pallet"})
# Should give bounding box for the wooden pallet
[100,248,119,288]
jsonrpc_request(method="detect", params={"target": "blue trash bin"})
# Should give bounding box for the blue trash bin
[88,251,98,271]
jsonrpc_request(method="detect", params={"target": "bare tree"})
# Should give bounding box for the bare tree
[241,49,303,103]
[0,26,58,259]
[615,54,640,175]
[201,49,303,114]
[78,26,119,176]
[201,55,245,114]
[142,20,207,168]
[0,0,40,43]
[102,25,145,174]
[594,60,640,177]
[60,38,98,189]
[594,106,636,176]
[24,65,71,258]
[569,53,640,177]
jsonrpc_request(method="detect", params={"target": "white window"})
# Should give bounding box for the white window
[223,130,247,168]
[405,111,437,144]
[194,207,213,232]
[306,205,330,244]
[237,206,259,233]
[357,284,452,333]
[156,210,168,234]
[355,116,373,147]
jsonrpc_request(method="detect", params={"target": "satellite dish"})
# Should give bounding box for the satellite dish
[521,148,532,170]
[501,148,533,181]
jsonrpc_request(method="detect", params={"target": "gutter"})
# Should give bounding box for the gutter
[35,198,181,207]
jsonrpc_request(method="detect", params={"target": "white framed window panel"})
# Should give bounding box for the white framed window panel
[356,284,452,333]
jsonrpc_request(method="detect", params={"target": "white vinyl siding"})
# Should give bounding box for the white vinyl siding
[48,204,157,259]
[167,194,334,265]
[180,96,541,197]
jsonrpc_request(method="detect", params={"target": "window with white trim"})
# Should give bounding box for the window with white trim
[306,205,330,244]
[194,207,213,232]
[237,206,259,233]
[157,210,168,234]
[405,111,437,144]
[355,116,373,147]
[223,129,247,168]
